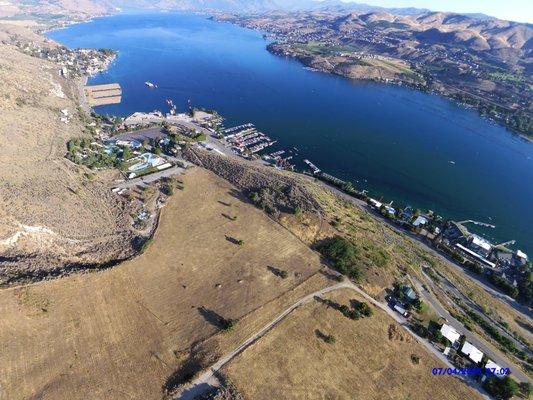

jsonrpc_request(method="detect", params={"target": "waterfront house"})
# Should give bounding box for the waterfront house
[412,216,429,228]
[455,243,496,268]
[467,235,492,258]
[442,221,469,244]
[515,250,529,266]
[383,205,396,217]
[369,198,382,209]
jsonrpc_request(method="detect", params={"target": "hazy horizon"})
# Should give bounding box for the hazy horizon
[340,0,532,23]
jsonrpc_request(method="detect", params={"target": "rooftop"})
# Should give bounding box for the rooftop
[461,341,483,364]
[440,324,461,344]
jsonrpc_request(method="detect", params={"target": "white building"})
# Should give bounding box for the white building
[461,341,483,364]
[516,250,528,261]
[412,216,428,227]
[485,360,506,379]
[440,324,461,344]
[369,198,382,209]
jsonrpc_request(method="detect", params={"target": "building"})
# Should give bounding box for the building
[455,243,496,268]
[467,235,492,258]
[384,205,396,217]
[442,221,469,243]
[369,198,382,209]
[485,360,506,379]
[440,324,461,345]
[515,250,529,266]
[402,285,417,302]
[461,341,483,364]
[412,216,428,228]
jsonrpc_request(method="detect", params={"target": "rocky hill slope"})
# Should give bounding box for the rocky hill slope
[0,29,134,285]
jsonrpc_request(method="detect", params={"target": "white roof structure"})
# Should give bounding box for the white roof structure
[455,244,497,268]
[461,341,483,364]
[485,360,505,379]
[471,235,492,252]
[369,199,382,209]
[517,250,528,261]
[413,216,428,227]
[394,304,407,316]
[440,324,461,344]
[384,206,396,215]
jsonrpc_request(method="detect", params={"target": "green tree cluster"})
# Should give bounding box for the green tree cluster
[317,236,362,281]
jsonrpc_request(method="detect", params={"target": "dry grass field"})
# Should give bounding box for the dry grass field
[0,168,326,400]
[224,288,483,400]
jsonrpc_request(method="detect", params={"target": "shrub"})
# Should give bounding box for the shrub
[223,319,237,332]
[279,270,289,279]
[325,335,336,344]
[356,302,373,317]
[410,354,420,364]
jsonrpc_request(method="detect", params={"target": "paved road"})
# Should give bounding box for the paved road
[413,276,531,384]
[174,277,490,400]
[428,270,530,354]
[311,178,532,321]
[113,166,185,189]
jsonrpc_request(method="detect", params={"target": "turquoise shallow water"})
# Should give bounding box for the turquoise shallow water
[47,12,533,255]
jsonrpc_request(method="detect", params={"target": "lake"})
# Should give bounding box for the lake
[47,12,533,255]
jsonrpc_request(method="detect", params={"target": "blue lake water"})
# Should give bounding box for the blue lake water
[47,12,533,255]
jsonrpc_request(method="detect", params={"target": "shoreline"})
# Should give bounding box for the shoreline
[215,15,532,142]
[264,47,533,143]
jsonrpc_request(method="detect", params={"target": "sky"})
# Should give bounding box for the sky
[342,0,533,23]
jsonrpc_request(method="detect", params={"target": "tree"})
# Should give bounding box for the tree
[519,382,531,398]
[357,302,373,317]
[342,181,355,193]
[223,319,237,332]
[483,376,519,400]
[121,145,133,160]
[325,335,336,344]
[317,236,362,281]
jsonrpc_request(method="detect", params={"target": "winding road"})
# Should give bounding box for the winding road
[413,275,531,384]
[173,276,491,400]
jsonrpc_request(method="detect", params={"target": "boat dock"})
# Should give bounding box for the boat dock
[224,123,276,156]
[84,83,122,106]
[304,159,321,174]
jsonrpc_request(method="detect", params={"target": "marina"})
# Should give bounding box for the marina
[84,83,122,106]
[48,12,533,255]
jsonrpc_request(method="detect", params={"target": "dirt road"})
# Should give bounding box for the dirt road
[174,276,490,400]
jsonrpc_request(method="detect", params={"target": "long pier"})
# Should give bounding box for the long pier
[85,83,122,106]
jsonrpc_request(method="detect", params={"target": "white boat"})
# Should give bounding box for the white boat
[145,81,157,89]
